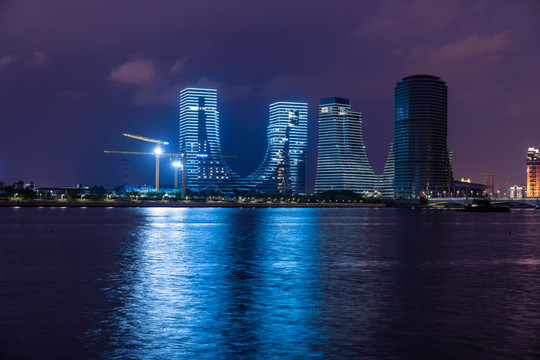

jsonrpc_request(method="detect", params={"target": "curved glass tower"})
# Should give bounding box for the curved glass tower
[179,88,239,192]
[244,102,308,194]
[314,97,376,194]
[393,75,453,198]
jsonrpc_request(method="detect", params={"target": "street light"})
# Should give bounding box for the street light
[172,160,182,189]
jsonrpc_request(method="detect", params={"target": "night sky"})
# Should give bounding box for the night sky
[1,0,539,191]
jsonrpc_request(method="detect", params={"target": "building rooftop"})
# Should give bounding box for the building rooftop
[320,97,349,105]
[401,74,441,81]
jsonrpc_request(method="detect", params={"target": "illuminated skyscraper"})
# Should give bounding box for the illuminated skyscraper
[179,88,239,192]
[314,97,376,194]
[244,102,308,194]
[526,147,540,197]
[393,75,453,198]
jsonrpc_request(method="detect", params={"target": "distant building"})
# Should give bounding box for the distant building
[243,102,308,194]
[314,97,376,194]
[497,186,510,198]
[484,174,494,196]
[37,185,90,199]
[526,147,540,198]
[179,88,239,192]
[453,180,485,198]
[393,75,453,198]
[510,185,524,199]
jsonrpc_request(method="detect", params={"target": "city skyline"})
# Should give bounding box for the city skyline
[1,1,539,190]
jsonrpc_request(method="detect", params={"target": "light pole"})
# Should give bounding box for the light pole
[172,160,182,189]
[154,146,162,191]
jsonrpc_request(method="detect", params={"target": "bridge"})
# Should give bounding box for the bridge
[427,197,540,208]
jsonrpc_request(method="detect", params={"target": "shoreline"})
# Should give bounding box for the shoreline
[0,200,387,208]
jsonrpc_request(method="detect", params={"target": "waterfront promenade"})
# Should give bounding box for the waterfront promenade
[0,200,386,208]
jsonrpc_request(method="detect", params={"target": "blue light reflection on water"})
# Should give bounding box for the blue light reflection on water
[101,208,327,359]
[1,207,540,359]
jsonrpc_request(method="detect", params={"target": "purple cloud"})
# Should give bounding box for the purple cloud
[356,0,459,38]
[169,57,188,75]
[409,30,514,64]
[0,54,18,67]
[26,51,48,66]
[0,52,47,68]
[109,57,157,84]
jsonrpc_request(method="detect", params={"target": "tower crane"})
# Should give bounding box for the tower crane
[103,133,186,195]
[121,132,169,145]
[104,132,238,197]
[121,133,168,191]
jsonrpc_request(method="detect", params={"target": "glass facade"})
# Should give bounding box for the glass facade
[393,75,453,198]
[179,88,239,192]
[314,97,376,194]
[244,102,308,194]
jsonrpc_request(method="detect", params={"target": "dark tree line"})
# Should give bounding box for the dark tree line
[0,180,37,200]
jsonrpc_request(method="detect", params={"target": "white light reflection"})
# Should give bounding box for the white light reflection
[113,207,195,358]
[113,207,235,358]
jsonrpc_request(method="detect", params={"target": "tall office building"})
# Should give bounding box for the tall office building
[244,102,308,194]
[527,147,540,197]
[314,97,376,194]
[179,88,239,192]
[393,75,453,198]
[484,174,494,196]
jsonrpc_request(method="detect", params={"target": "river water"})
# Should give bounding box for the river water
[1,207,539,359]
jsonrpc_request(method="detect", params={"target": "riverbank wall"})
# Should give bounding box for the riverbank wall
[0,200,387,208]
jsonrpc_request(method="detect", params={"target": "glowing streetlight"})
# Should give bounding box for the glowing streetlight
[172,160,182,189]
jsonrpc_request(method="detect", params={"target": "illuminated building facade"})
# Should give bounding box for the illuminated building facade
[244,102,308,194]
[393,75,453,198]
[179,88,239,192]
[527,147,540,197]
[510,185,524,199]
[314,97,376,194]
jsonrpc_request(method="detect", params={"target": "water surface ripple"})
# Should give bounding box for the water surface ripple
[1,207,539,359]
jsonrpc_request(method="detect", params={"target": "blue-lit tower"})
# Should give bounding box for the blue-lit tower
[393,75,453,198]
[179,88,239,192]
[244,102,308,194]
[314,97,376,194]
